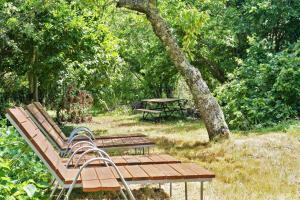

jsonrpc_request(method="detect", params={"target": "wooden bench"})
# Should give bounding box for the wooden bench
[135,109,162,121]
[135,109,162,114]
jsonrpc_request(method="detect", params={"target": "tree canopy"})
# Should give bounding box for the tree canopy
[1,0,299,130]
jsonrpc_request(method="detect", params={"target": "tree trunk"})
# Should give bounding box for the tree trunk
[117,0,230,140]
[28,46,39,102]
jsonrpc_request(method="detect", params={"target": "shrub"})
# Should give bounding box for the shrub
[0,119,51,199]
[217,39,300,130]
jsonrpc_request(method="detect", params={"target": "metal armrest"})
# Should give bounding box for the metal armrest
[67,134,94,146]
[64,141,96,157]
[64,157,136,200]
[68,126,95,141]
[66,146,96,168]
[74,148,112,168]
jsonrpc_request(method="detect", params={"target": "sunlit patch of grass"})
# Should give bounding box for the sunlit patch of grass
[59,112,300,200]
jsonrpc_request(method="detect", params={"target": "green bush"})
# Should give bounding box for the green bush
[0,119,51,199]
[217,40,300,130]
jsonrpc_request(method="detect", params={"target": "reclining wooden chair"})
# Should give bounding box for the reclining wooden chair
[26,102,154,154]
[24,105,182,167]
[7,107,215,200]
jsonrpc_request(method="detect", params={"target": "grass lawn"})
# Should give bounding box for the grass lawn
[63,112,300,200]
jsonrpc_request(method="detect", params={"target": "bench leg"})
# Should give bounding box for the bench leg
[185,182,188,200]
[56,188,65,200]
[50,182,59,197]
[170,183,172,197]
[200,182,204,200]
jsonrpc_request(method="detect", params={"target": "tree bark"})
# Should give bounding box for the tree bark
[28,46,39,102]
[117,0,230,140]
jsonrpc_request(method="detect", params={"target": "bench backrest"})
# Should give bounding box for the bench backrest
[33,102,67,141]
[6,107,70,183]
[26,103,66,150]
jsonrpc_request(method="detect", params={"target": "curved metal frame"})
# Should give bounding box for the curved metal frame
[74,148,112,168]
[68,126,95,142]
[67,134,94,146]
[64,141,96,157]
[64,157,136,200]
[66,146,96,168]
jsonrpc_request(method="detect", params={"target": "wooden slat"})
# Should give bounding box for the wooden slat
[136,109,162,114]
[102,139,113,147]
[154,164,182,179]
[26,104,46,124]
[7,108,28,123]
[33,102,68,141]
[140,165,166,180]
[111,166,133,180]
[21,120,39,138]
[95,167,115,180]
[82,179,102,192]
[111,156,126,165]
[136,156,153,164]
[158,154,179,163]
[181,163,215,178]
[122,155,141,165]
[148,155,165,163]
[169,163,201,179]
[125,165,149,180]
[99,179,120,191]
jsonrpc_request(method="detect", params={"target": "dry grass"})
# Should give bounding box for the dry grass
[65,113,300,200]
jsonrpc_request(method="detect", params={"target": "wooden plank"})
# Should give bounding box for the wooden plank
[95,167,115,180]
[7,108,28,123]
[122,155,141,165]
[59,167,81,184]
[140,165,166,180]
[148,155,165,163]
[99,179,120,191]
[101,139,113,147]
[136,109,162,114]
[125,165,149,180]
[154,164,182,179]
[111,156,126,165]
[169,163,201,179]
[181,163,215,178]
[111,166,133,180]
[81,168,98,181]
[158,154,180,163]
[136,156,153,164]
[82,179,102,192]
[21,120,39,138]
[26,104,46,124]
[33,102,68,141]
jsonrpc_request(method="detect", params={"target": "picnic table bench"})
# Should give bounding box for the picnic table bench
[136,98,187,121]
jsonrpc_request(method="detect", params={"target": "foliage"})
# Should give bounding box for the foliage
[0,0,123,111]
[0,120,51,199]
[0,0,299,129]
[217,39,300,130]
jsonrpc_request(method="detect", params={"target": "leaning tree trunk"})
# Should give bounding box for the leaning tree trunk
[117,0,230,140]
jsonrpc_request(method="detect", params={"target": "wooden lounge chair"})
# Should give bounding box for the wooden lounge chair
[7,107,215,200]
[15,106,181,167]
[26,102,155,153]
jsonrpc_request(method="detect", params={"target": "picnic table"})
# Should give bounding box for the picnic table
[136,98,187,121]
